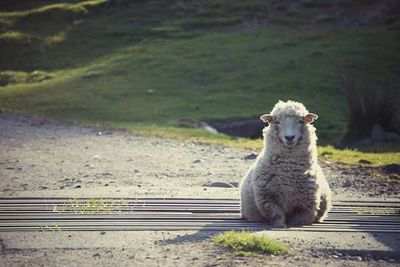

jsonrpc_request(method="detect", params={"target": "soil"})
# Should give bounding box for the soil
[0,112,399,267]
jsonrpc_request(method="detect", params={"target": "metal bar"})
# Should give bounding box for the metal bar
[0,198,398,233]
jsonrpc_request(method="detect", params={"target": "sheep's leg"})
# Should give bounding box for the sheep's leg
[241,187,265,221]
[240,173,265,221]
[287,208,317,226]
[316,193,331,222]
[261,202,286,227]
[253,188,285,226]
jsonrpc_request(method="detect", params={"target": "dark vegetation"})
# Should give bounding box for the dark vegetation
[0,0,399,151]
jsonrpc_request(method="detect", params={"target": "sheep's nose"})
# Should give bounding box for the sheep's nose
[285,135,295,141]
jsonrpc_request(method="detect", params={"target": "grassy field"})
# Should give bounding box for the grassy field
[0,0,399,166]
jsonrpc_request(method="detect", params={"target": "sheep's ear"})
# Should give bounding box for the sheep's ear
[260,114,273,123]
[303,113,318,123]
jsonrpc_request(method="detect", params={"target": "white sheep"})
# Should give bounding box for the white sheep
[240,100,331,227]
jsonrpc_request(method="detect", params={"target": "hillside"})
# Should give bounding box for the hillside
[0,0,399,148]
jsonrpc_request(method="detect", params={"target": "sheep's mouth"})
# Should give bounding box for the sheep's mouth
[283,141,297,148]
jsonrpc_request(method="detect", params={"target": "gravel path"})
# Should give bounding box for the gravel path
[0,112,399,266]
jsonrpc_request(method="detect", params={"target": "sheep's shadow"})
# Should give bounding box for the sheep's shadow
[160,213,400,263]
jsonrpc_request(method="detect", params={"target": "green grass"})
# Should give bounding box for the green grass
[0,0,399,166]
[118,124,400,166]
[318,145,400,167]
[212,231,289,256]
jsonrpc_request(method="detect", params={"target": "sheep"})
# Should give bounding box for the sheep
[240,100,331,227]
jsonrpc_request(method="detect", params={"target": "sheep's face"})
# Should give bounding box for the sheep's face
[260,113,318,149]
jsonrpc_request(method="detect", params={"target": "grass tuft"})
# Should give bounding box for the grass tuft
[212,231,289,256]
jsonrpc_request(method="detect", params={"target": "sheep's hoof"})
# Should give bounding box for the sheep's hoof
[270,218,286,228]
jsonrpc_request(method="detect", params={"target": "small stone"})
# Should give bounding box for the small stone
[92,253,100,258]
[342,178,353,188]
[332,255,339,259]
[353,256,362,261]
[203,182,236,188]
[243,152,258,160]
[192,159,203,164]
[104,184,109,187]
[74,185,81,188]
[84,71,102,79]
[389,259,396,263]
[229,182,239,187]
[147,89,155,94]
[100,231,106,235]
[104,250,113,258]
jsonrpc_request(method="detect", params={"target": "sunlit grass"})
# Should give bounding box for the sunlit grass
[0,0,399,167]
[212,231,289,256]
[318,145,400,166]
[0,0,107,18]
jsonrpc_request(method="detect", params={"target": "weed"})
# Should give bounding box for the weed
[355,207,400,215]
[54,197,129,214]
[37,223,60,232]
[212,231,289,256]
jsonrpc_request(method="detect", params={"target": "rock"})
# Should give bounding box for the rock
[147,89,155,94]
[386,132,400,140]
[380,164,400,175]
[173,118,219,135]
[83,71,102,79]
[84,163,95,169]
[96,130,112,135]
[100,231,106,235]
[333,251,343,257]
[371,124,400,141]
[92,253,100,258]
[243,152,258,160]
[371,124,386,141]
[359,159,372,164]
[192,159,203,164]
[104,250,113,258]
[229,182,239,187]
[352,256,363,261]
[342,178,353,188]
[212,118,265,138]
[203,182,237,188]
[74,185,81,188]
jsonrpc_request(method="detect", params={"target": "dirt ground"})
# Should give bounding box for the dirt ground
[0,112,399,267]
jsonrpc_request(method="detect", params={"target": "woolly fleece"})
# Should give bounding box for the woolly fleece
[240,100,332,226]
